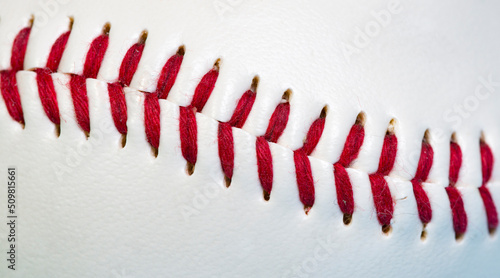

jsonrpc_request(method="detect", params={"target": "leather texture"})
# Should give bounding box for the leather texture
[0,0,499,277]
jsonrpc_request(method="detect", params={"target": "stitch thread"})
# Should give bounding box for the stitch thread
[34,30,72,135]
[369,131,397,232]
[108,82,128,136]
[69,30,109,135]
[334,119,365,224]
[143,50,185,150]
[144,93,161,153]
[411,139,434,227]
[180,106,198,169]
[217,87,257,186]
[155,49,184,99]
[35,68,60,126]
[1,25,498,239]
[446,141,467,240]
[479,141,498,234]
[218,122,234,186]
[256,91,291,199]
[293,107,327,213]
[0,27,31,125]
[256,136,274,200]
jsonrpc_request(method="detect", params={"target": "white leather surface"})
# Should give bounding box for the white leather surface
[0,0,499,277]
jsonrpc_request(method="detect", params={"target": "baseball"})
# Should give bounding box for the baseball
[1,0,499,277]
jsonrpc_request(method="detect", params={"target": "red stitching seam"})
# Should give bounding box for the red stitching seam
[1,25,498,237]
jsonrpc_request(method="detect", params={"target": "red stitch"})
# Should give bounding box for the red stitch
[69,75,90,134]
[255,96,291,198]
[333,122,365,218]
[156,54,183,99]
[294,149,315,212]
[413,141,434,182]
[412,180,432,225]
[217,89,257,186]
[179,106,198,166]
[107,36,148,137]
[174,67,218,166]
[369,132,397,227]
[377,133,397,176]
[337,123,365,167]
[369,173,394,227]
[218,122,234,183]
[0,27,31,124]
[446,142,467,238]
[35,68,60,125]
[46,31,70,72]
[0,71,24,124]
[256,136,273,199]
[334,163,354,216]
[479,141,498,232]
[480,186,498,233]
[228,90,256,128]
[449,142,462,185]
[190,68,219,112]
[83,34,109,79]
[446,186,467,237]
[411,141,434,224]
[67,31,109,134]
[107,82,128,135]
[292,110,327,211]
[264,102,290,143]
[33,31,71,128]
[10,27,31,72]
[118,42,145,87]
[480,141,494,185]
[144,93,161,150]
[300,117,326,155]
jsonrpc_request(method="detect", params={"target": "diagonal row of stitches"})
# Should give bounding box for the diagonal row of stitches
[0,20,497,238]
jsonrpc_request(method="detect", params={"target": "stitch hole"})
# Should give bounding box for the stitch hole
[251,76,259,92]
[387,118,396,135]
[319,105,328,119]
[224,175,231,188]
[138,30,148,44]
[67,16,74,30]
[151,146,158,158]
[29,15,34,27]
[420,224,428,240]
[455,232,465,241]
[480,131,487,144]
[304,205,312,215]
[343,214,352,225]
[282,89,292,102]
[382,224,392,234]
[177,45,186,56]
[263,191,271,201]
[420,229,427,240]
[355,112,366,126]
[423,129,431,144]
[451,132,458,143]
[489,227,496,236]
[213,58,221,71]
[55,124,61,137]
[102,22,111,35]
[120,134,127,148]
[186,162,195,175]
